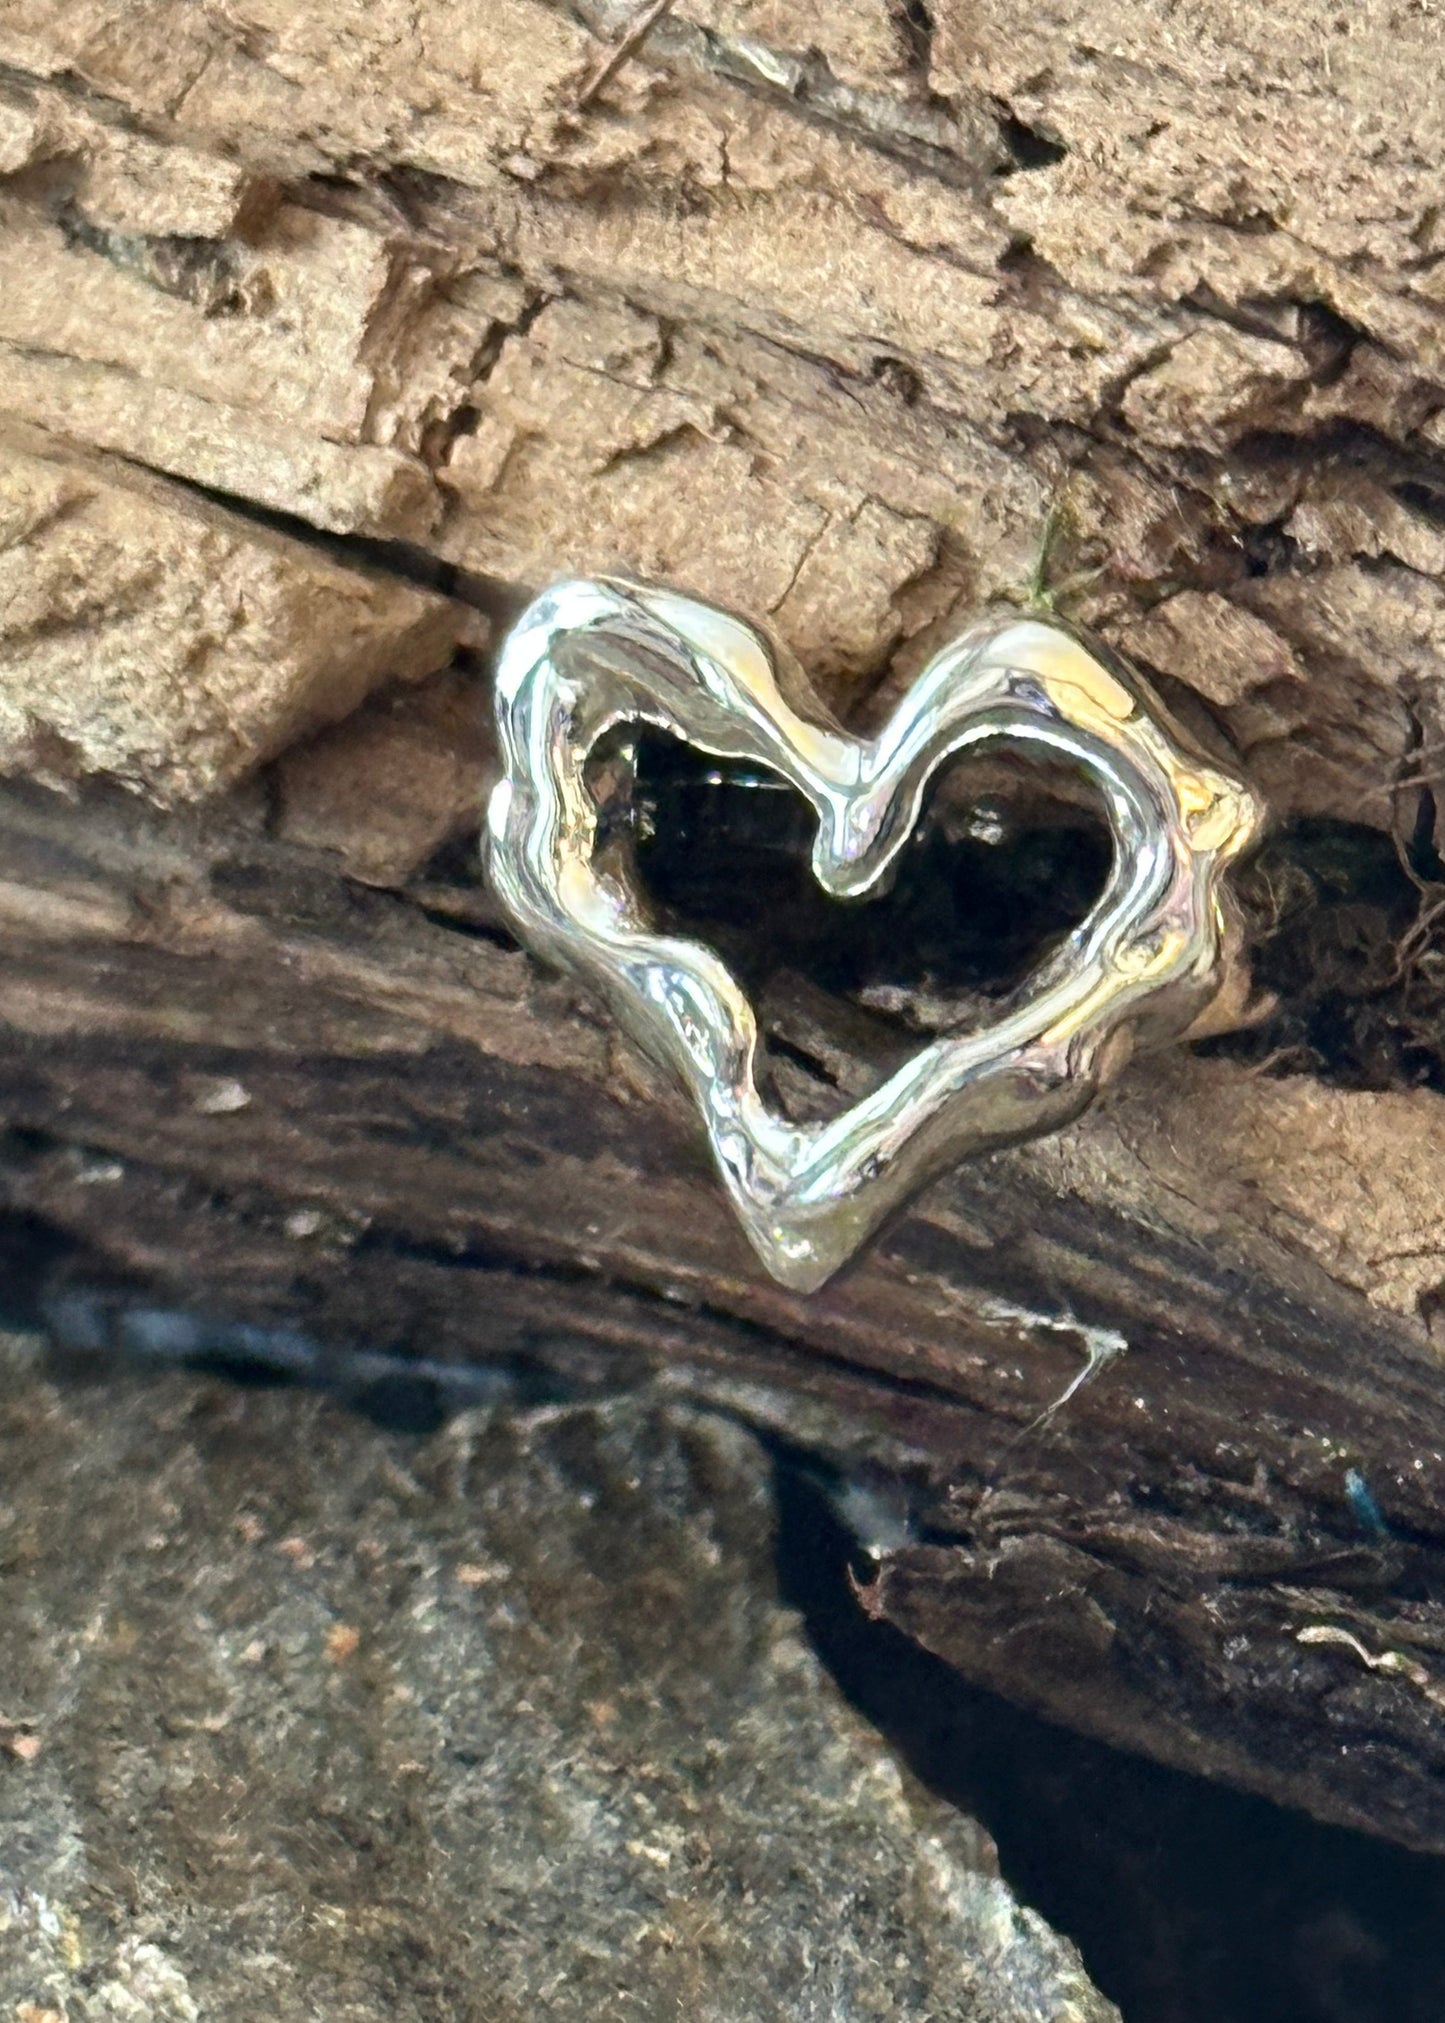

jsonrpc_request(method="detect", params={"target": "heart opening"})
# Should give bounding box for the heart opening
[586,726,1113,1123]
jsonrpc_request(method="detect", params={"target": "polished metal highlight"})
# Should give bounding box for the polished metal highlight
[487,578,1262,1293]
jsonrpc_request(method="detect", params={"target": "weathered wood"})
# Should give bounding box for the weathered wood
[0,776,1444,1855]
[5,0,1445,1857]
[3,0,1445,832]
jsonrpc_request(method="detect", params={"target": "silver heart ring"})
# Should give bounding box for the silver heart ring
[487,578,1262,1292]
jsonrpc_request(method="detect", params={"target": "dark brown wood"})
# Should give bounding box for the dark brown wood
[2,775,1445,1854]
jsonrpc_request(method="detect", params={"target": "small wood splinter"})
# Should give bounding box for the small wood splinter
[576,0,678,109]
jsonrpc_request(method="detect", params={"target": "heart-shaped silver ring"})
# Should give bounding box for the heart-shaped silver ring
[487,578,1262,1292]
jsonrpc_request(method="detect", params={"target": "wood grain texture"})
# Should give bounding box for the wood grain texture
[0,778,1442,1855]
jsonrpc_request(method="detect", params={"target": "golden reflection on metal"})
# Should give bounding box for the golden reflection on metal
[487,578,1262,1293]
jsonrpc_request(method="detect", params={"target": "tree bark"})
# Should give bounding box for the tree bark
[5,0,1445,1853]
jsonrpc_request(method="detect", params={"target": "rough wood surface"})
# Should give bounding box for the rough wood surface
[5,0,1445,1854]
[3,776,1445,1861]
